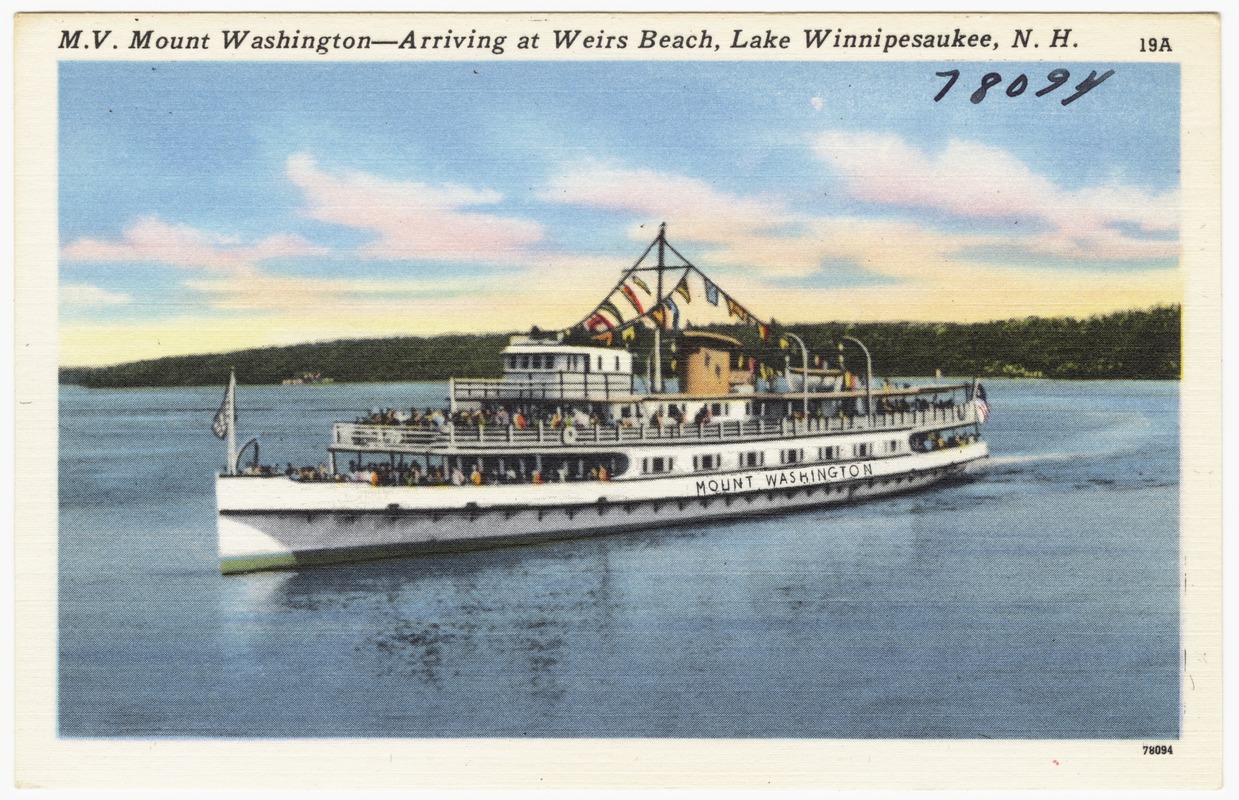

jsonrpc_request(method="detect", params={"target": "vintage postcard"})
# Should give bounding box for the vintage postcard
[13,10,1221,789]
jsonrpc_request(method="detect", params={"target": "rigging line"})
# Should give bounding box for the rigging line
[683,263,773,328]
[566,231,664,331]
[661,240,698,271]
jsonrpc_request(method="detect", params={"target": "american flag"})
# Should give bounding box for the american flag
[211,381,232,439]
[974,382,990,423]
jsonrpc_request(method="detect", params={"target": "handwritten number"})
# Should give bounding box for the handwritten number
[1005,74,1028,97]
[1037,69,1070,97]
[937,68,1111,105]
[934,70,960,102]
[970,73,1002,104]
[1060,69,1115,106]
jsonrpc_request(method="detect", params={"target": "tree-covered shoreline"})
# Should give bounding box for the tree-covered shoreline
[59,305,1180,388]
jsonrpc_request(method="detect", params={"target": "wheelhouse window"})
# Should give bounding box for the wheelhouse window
[743,451,764,467]
[855,443,871,458]
[818,446,838,461]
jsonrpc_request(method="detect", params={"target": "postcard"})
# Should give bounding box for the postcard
[13,10,1221,789]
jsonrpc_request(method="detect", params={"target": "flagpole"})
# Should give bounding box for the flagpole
[840,336,873,426]
[653,222,665,394]
[783,332,810,419]
[226,367,238,476]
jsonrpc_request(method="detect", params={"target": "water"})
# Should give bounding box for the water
[58,379,1180,738]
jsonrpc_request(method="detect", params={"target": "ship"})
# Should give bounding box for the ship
[215,225,990,574]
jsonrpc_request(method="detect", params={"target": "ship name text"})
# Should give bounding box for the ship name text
[695,462,875,497]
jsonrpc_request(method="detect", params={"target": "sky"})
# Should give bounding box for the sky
[58,60,1181,366]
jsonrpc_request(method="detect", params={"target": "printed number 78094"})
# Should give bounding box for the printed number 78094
[1142,745,1174,755]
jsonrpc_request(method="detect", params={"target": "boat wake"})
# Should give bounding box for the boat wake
[982,452,1081,468]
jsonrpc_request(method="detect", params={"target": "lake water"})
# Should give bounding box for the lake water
[57,378,1180,738]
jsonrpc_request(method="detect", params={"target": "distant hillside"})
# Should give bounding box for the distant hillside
[60,306,1180,388]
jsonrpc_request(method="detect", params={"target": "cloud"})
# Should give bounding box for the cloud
[60,284,133,306]
[813,130,1179,260]
[286,153,545,263]
[61,217,327,273]
[542,161,828,274]
[541,161,1005,278]
[535,153,1179,334]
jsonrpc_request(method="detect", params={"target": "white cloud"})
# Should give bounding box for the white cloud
[60,284,133,306]
[61,217,327,274]
[286,153,545,263]
[813,130,1179,261]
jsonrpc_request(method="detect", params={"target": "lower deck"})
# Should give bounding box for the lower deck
[217,442,988,573]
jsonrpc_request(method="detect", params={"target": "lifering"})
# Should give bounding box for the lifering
[561,426,577,444]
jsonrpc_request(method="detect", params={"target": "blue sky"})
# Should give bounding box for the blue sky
[59,60,1180,365]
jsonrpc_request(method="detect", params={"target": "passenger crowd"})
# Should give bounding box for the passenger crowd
[251,459,613,487]
[915,432,978,452]
[357,396,959,433]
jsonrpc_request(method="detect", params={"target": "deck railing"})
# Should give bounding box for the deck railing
[451,373,634,402]
[331,402,976,453]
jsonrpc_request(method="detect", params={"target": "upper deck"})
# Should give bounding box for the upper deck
[458,334,635,402]
[331,385,980,456]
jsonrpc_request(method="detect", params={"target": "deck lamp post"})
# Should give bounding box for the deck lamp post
[839,336,873,425]
[782,331,810,420]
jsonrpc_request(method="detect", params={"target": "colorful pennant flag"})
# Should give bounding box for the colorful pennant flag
[620,284,645,315]
[758,323,770,341]
[622,327,637,342]
[650,306,667,329]
[599,300,624,324]
[705,279,719,306]
[675,277,692,304]
[663,296,681,329]
[594,331,614,346]
[631,275,651,295]
[586,313,613,332]
[726,297,746,320]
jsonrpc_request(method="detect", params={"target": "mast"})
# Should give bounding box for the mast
[653,222,666,394]
[226,367,238,475]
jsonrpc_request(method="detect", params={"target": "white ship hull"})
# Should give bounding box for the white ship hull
[217,441,988,574]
